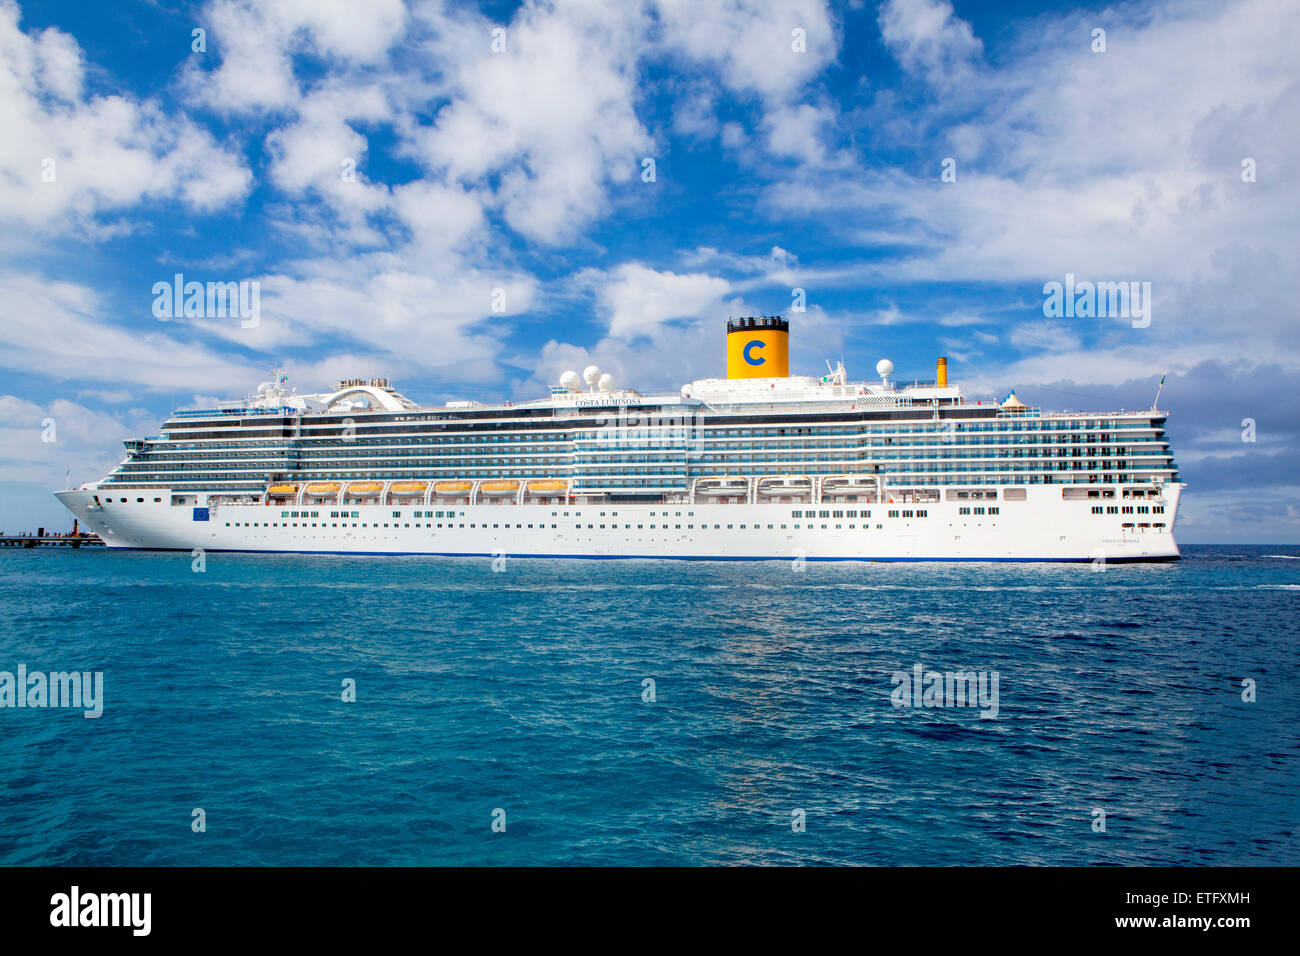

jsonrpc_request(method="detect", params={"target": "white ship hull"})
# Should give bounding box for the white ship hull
[56,484,1183,562]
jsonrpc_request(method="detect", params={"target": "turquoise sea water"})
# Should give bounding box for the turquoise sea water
[0,545,1296,865]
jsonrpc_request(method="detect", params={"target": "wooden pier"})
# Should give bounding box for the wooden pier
[0,523,104,549]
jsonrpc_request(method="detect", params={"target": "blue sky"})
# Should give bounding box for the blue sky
[1,0,1296,541]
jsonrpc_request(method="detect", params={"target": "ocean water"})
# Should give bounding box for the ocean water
[0,545,1295,866]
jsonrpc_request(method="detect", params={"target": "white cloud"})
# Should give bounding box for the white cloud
[878,0,982,88]
[0,2,251,233]
[591,264,732,339]
[653,0,837,102]
[0,271,256,392]
[763,0,1300,380]
[1008,322,1083,354]
[0,393,155,492]
[763,103,838,166]
[413,1,652,243]
[186,0,408,113]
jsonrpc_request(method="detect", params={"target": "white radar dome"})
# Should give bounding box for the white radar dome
[876,359,895,379]
[598,373,615,391]
[560,370,581,389]
[582,365,602,385]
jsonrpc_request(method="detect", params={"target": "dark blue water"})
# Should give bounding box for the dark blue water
[0,545,1296,865]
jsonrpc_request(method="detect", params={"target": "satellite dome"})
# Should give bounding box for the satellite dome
[582,365,601,385]
[876,359,894,379]
[598,373,615,391]
[559,370,580,389]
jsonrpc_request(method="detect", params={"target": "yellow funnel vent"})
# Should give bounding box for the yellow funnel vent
[726,316,789,379]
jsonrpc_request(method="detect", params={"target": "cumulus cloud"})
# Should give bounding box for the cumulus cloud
[412,1,652,243]
[589,263,732,339]
[0,3,251,234]
[878,0,982,88]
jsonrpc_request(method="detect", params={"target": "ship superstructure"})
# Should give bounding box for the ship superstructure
[55,318,1182,561]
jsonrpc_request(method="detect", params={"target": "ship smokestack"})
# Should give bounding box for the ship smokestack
[936,356,948,387]
[726,315,790,379]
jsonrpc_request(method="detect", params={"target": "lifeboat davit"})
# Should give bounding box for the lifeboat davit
[267,483,298,496]
[388,481,428,496]
[346,481,383,495]
[478,480,521,497]
[433,480,473,496]
[304,482,341,497]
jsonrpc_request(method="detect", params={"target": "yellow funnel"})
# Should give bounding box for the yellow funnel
[726,316,789,379]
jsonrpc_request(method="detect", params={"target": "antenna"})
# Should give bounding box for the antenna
[1151,373,1166,411]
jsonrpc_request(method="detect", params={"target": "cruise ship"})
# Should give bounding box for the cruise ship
[55,317,1182,561]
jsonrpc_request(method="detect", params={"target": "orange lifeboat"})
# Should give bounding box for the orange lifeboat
[433,480,473,495]
[526,480,567,494]
[389,481,428,496]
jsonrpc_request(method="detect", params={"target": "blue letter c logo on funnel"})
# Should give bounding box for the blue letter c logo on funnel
[743,340,766,366]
